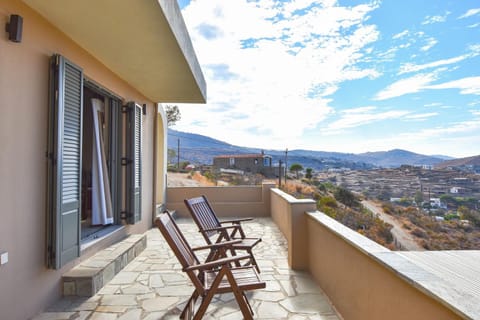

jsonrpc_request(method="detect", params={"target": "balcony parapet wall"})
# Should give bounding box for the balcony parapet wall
[306,211,471,320]
[269,187,474,319]
[270,188,316,270]
[166,183,275,218]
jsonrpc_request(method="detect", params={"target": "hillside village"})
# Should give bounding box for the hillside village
[322,165,480,205]
[169,146,480,251]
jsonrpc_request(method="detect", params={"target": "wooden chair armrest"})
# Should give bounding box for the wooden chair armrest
[220,217,253,224]
[192,239,242,251]
[184,254,251,272]
[202,225,240,233]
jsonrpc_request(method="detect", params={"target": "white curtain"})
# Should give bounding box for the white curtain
[91,99,114,225]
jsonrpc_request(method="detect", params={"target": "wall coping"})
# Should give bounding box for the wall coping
[306,211,480,320]
[271,188,316,204]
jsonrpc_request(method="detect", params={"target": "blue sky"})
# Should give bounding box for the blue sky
[173,0,480,158]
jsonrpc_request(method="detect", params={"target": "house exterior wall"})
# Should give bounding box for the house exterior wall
[155,105,169,214]
[0,1,161,319]
[213,155,275,176]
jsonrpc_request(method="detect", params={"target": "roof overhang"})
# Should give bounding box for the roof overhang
[23,0,206,103]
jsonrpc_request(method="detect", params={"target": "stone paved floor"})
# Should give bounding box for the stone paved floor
[33,218,341,320]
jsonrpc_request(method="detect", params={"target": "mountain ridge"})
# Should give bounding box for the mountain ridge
[434,155,480,169]
[167,128,458,169]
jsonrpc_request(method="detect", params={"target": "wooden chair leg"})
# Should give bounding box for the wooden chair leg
[247,249,260,273]
[181,290,200,320]
[225,267,254,320]
[193,266,228,320]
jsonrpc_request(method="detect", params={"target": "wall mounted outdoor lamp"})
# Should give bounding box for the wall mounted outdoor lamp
[5,14,23,43]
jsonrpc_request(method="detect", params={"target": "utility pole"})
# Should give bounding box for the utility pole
[284,148,288,185]
[278,160,283,187]
[177,138,180,171]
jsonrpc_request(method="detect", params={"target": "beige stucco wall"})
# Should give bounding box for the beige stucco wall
[155,104,168,217]
[270,188,316,269]
[306,212,462,320]
[166,184,274,218]
[0,1,161,319]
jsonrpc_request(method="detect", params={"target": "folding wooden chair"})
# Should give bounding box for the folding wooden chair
[184,195,262,272]
[155,211,265,320]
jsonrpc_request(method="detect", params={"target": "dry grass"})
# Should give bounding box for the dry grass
[282,181,316,196]
[191,171,216,186]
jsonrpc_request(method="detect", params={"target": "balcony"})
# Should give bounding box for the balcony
[167,184,480,320]
[35,184,479,319]
[34,220,340,319]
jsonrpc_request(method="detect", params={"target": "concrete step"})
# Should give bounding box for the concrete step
[62,234,147,297]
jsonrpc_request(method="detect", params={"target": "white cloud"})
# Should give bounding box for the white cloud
[420,37,438,51]
[404,112,438,121]
[471,109,480,116]
[401,118,480,138]
[424,102,443,108]
[399,46,480,74]
[174,1,480,157]
[427,77,480,95]
[324,106,410,131]
[374,73,437,100]
[422,13,449,25]
[374,73,480,101]
[178,0,381,149]
[399,55,466,74]
[392,29,409,39]
[459,8,480,19]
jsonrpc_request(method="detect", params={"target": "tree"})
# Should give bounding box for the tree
[289,163,303,179]
[458,206,480,227]
[165,105,181,126]
[414,191,424,206]
[167,148,177,164]
[334,187,357,208]
[305,168,313,180]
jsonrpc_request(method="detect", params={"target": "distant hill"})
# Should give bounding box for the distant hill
[167,129,452,170]
[435,155,480,169]
[354,149,446,167]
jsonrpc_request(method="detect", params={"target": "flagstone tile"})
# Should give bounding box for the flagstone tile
[35,218,340,320]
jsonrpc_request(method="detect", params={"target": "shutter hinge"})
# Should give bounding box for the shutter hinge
[120,211,132,220]
[122,104,132,113]
[47,245,55,260]
[121,157,132,166]
[46,152,57,165]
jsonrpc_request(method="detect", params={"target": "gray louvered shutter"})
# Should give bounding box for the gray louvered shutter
[46,55,83,269]
[109,98,122,219]
[126,102,142,224]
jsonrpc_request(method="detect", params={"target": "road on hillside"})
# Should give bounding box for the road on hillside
[362,200,424,251]
[167,173,203,187]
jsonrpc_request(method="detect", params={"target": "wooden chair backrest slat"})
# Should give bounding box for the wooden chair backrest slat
[185,196,221,240]
[155,212,199,269]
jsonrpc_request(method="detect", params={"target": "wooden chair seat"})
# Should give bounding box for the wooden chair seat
[204,266,264,293]
[155,211,265,320]
[229,237,261,250]
[184,195,262,272]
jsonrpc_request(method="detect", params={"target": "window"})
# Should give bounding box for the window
[46,55,142,269]
[229,158,235,166]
